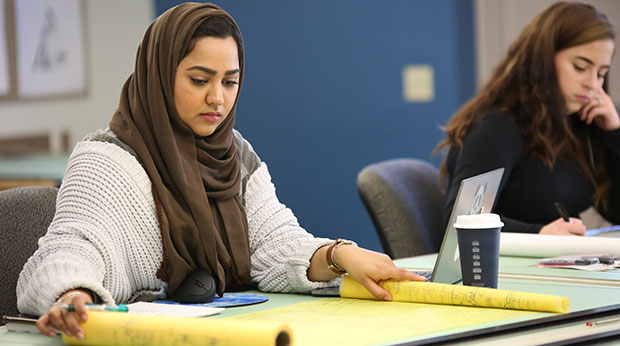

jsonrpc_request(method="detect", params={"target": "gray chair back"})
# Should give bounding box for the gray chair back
[357,158,445,259]
[0,186,57,318]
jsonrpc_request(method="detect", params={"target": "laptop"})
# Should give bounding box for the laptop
[311,167,504,296]
[427,167,504,284]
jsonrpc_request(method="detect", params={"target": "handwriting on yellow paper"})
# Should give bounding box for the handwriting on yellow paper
[340,275,570,313]
[229,298,533,346]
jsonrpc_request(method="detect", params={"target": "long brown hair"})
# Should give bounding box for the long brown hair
[435,2,615,209]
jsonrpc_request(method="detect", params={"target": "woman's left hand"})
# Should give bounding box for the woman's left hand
[579,90,620,131]
[334,245,426,301]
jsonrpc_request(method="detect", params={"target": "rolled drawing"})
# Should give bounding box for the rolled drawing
[500,232,620,258]
[62,311,292,346]
[340,275,569,313]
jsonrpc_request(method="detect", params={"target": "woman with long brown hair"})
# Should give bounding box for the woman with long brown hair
[436,2,619,235]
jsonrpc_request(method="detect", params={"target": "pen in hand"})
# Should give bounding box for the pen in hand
[554,202,572,224]
[59,303,129,312]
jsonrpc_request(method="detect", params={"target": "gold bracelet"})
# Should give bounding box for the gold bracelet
[326,239,355,275]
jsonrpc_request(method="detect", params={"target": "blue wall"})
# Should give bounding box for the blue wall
[156,0,475,252]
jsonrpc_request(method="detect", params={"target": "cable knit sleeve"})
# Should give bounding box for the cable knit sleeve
[244,163,341,292]
[17,141,164,316]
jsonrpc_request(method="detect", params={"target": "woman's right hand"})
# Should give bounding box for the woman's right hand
[539,217,586,236]
[36,289,93,339]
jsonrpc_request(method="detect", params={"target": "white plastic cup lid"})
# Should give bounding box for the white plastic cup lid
[453,213,504,229]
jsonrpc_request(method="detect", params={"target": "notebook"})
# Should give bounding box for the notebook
[311,167,504,296]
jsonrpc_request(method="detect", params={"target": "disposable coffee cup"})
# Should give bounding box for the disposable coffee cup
[453,213,504,289]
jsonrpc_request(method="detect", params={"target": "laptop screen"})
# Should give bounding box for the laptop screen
[430,167,504,284]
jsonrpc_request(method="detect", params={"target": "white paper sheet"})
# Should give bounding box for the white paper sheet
[126,302,223,318]
[500,232,620,258]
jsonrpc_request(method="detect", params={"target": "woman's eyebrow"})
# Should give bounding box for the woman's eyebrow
[575,56,610,69]
[186,66,240,75]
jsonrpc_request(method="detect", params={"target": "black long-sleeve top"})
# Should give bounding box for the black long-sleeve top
[444,110,620,233]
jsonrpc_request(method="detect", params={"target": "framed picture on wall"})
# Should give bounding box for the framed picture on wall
[0,0,10,97]
[13,0,86,98]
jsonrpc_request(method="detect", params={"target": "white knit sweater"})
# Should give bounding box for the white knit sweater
[17,129,339,316]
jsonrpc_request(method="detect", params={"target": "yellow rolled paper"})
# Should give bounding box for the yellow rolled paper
[340,275,569,313]
[62,311,292,346]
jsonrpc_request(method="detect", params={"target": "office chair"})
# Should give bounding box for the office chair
[0,186,58,318]
[357,158,445,259]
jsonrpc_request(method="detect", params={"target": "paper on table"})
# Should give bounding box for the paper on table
[585,225,620,236]
[500,232,620,258]
[126,301,223,317]
[62,311,292,346]
[340,275,569,313]
[1,315,49,335]
[228,298,533,346]
[537,263,618,271]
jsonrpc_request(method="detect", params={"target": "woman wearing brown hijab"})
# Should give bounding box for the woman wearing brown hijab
[17,3,424,339]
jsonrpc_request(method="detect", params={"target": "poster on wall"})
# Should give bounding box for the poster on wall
[0,0,10,96]
[14,0,86,98]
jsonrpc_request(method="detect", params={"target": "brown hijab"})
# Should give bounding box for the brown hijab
[109,3,250,296]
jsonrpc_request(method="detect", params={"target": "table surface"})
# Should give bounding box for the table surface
[3,251,620,345]
[0,154,69,180]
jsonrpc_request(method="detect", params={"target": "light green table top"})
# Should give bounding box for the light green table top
[3,280,620,346]
[0,154,69,180]
[4,253,620,345]
[395,253,620,284]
